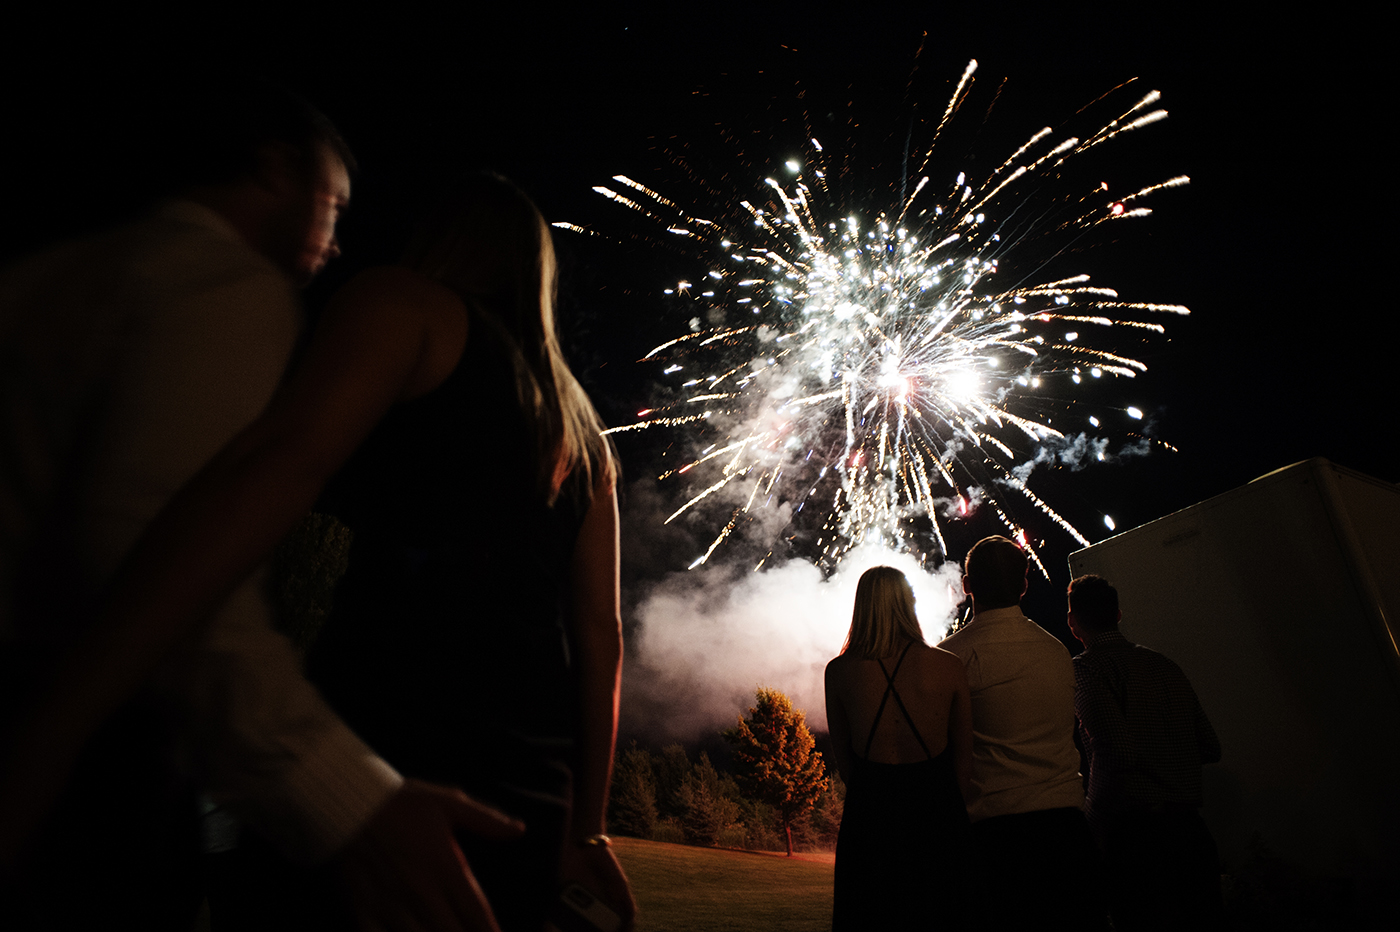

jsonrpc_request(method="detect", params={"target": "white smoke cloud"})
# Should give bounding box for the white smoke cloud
[1008,431,1154,484]
[622,542,965,740]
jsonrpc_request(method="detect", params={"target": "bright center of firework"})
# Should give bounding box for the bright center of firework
[878,361,911,400]
[589,62,1189,574]
[945,369,980,404]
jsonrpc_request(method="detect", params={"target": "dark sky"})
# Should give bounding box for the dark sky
[3,7,1390,623]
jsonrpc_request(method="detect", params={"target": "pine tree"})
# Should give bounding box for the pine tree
[607,742,658,839]
[723,687,829,856]
[807,769,846,849]
[676,752,742,846]
[652,744,693,822]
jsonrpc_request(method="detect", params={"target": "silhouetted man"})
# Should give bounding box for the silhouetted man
[0,83,516,931]
[939,536,1103,930]
[1068,574,1224,931]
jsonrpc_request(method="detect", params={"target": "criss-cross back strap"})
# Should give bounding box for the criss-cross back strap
[863,640,933,760]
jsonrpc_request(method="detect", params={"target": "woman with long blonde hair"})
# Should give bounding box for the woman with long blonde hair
[825,566,973,929]
[286,172,630,931]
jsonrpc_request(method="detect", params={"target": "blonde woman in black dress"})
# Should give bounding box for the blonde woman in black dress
[825,566,973,929]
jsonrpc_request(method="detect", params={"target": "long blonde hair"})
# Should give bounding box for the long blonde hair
[400,173,612,504]
[843,566,926,659]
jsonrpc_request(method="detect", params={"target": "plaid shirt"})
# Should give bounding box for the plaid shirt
[1073,630,1220,826]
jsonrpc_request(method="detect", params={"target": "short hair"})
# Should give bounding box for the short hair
[163,79,355,190]
[843,566,926,659]
[1068,574,1119,632]
[963,536,1028,609]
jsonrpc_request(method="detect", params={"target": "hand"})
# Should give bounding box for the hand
[558,840,637,932]
[337,778,525,932]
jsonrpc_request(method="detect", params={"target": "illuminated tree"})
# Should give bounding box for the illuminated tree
[723,687,829,856]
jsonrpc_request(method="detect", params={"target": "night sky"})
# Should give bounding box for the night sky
[3,8,1390,711]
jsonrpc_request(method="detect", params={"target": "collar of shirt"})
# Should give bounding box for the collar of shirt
[973,605,1026,621]
[1081,629,1131,651]
[967,605,1030,629]
[152,198,246,247]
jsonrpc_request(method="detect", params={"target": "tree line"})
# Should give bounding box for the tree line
[607,688,843,856]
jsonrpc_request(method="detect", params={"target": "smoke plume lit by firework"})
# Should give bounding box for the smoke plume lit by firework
[624,541,964,738]
[569,60,1186,578]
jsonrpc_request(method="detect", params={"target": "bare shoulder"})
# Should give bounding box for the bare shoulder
[825,652,854,682]
[321,267,470,399]
[917,644,967,675]
[934,624,972,658]
[334,266,463,316]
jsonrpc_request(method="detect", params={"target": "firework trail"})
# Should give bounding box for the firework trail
[572,60,1187,575]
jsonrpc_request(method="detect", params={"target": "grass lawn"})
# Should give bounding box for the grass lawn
[612,837,834,932]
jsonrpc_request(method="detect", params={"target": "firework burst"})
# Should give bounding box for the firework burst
[572,60,1187,576]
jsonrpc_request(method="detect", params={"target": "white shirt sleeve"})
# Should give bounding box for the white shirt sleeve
[78,205,402,862]
[168,574,401,863]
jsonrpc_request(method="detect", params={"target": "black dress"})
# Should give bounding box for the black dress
[832,643,972,930]
[307,322,590,931]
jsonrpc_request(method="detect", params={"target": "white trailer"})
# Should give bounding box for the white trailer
[1068,458,1399,883]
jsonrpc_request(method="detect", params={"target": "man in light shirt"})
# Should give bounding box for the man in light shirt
[0,83,516,932]
[940,536,1105,930]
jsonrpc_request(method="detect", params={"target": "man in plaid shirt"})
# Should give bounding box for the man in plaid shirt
[1068,574,1224,931]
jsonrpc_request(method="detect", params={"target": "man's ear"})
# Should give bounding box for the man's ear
[962,574,973,599]
[250,141,304,196]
